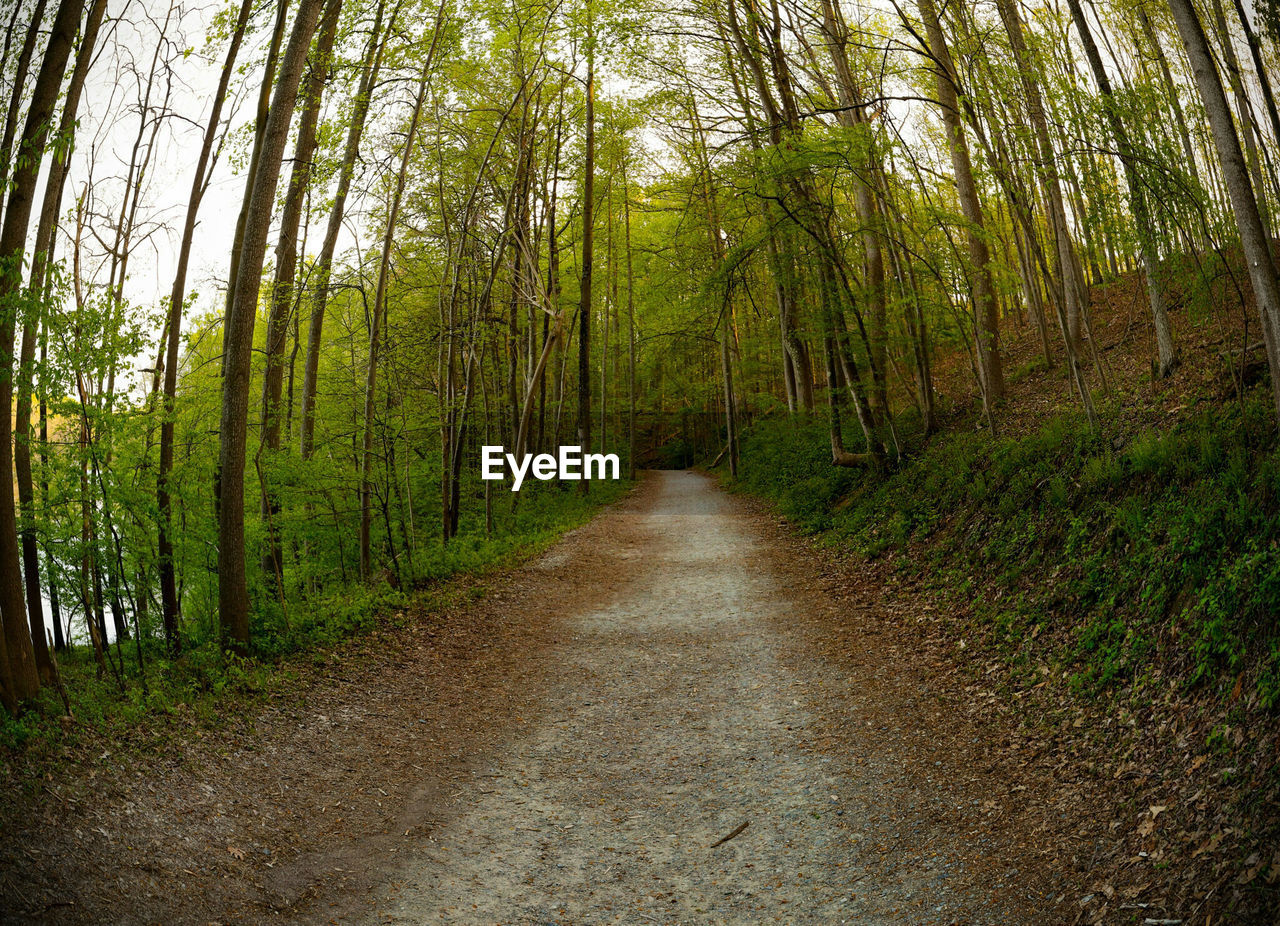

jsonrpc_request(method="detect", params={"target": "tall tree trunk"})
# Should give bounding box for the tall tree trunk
[540,88,566,456]
[624,160,636,479]
[221,0,290,341]
[0,0,48,231]
[818,0,889,419]
[1166,0,1280,419]
[69,197,108,674]
[16,0,106,683]
[300,0,393,461]
[260,0,342,586]
[577,0,595,490]
[218,0,325,653]
[1067,0,1178,376]
[1206,0,1271,235]
[717,14,811,413]
[686,80,739,474]
[880,186,936,432]
[1136,1,1206,234]
[995,0,1086,358]
[720,313,738,476]
[158,0,253,654]
[514,97,565,464]
[38,313,60,652]
[0,0,84,709]
[1229,0,1280,170]
[916,0,1005,407]
[725,0,882,456]
[359,21,440,580]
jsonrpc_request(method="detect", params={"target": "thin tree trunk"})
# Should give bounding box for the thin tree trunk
[1166,0,1280,419]
[221,0,290,341]
[720,311,738,476]
[1136,1,1206,236]
[15,0,106,683]
[1207,0,1270,235]
[995,0,1082,358]
[577,0,595,490]
[1229,0,1280,169]
[360,7,443,578]
[624,159,636,479]
[726,0,882,456]
[540,89,566,456]
[0,0,85,709]
[1066,0,1178,376]
[300,0,393,461]
[38,314,60,652]
[0,0,48,229]
[158,0,253,654]
[260,0,342,586]
[819,0,888,419]
[715,11,812,414]
[916,0,1005,406]
[218,0,325,653]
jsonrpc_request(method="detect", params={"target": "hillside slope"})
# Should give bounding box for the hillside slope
[728,257,1280,923]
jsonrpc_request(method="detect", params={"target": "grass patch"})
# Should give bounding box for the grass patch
[730,395,1280,706]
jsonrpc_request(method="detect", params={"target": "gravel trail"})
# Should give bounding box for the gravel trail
[2,471,1061,925]
[363,471,1032,924]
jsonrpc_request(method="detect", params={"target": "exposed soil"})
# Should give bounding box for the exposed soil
[877,252,1280,924]
[2,471,1180,924]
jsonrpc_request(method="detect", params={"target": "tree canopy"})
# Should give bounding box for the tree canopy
[0,0,1276,705]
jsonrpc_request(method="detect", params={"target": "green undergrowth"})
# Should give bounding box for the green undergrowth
[0,479,630,767]
[731,393,1280,709]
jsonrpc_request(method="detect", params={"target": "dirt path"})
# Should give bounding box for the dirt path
[3,471,1074,925]
[361,470,1045,925]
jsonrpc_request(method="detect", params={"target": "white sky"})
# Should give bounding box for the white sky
[51,0,371,400]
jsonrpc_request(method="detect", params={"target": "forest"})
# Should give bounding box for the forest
[0,0,1279,920]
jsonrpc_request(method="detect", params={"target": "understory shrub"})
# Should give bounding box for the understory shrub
[731,394,1280,706]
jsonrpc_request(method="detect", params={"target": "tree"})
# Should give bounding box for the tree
[1165,0,1280,420]
[217,0,326,653]
[0,0,86,710]
[157,0,254,654]
[300,0,394,462]
[260,0,343,589]
[914,0,1005,409]
[0,0,48,230]
[359,0,445,579]
[577,0,596,486]
[1066,0,1179,376]
[17,0,108,682]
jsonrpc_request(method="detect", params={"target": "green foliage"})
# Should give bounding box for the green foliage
[1,477,628,757]
[733,393,1280,707]
[735,417,862,532]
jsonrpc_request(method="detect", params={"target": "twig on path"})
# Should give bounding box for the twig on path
[709,820,750,848]
[1185,880,1219,923]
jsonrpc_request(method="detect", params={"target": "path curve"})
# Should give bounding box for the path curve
[361,471,1038,924]
[1,471,1062,925]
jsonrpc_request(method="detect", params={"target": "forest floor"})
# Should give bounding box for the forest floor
[2,469,1189,925]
